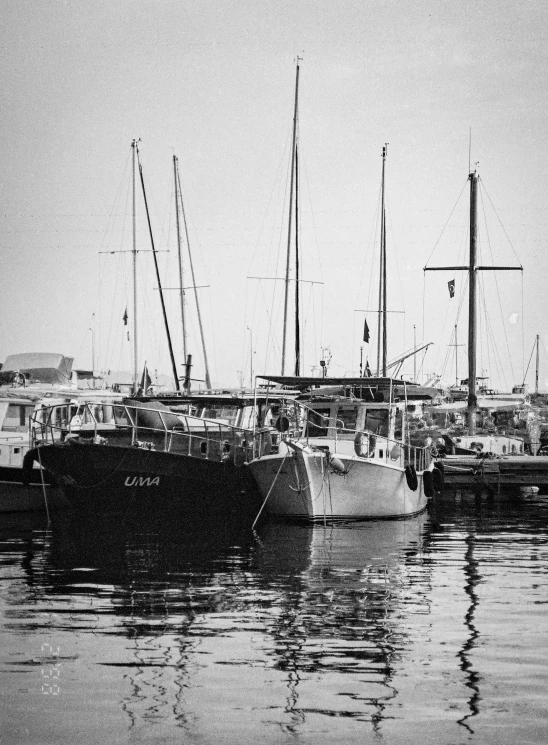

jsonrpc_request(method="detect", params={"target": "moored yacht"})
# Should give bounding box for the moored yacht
[247,376,434,522]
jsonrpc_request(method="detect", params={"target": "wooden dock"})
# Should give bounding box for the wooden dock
[438,454,548,493]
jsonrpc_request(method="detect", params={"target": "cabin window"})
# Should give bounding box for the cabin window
[306,408,330,437]
[200,405,240,425]
[364,409,389,437]
[335,406,359,433]
[1,404,29,432]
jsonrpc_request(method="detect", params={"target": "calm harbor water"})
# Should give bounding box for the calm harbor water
[1,492,548,744]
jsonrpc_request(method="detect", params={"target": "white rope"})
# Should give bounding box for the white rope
[251,451,289,530]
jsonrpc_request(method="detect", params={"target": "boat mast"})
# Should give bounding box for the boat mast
[424,166,523,431]
[294,141,301,376]
[132,139,139,394]
[175,163,212,389]
[376,144,388,376]
[281,60,300,376]
[536,333,540,395]
[467,170,479,434]
[137,150,180,392]
[173,155,187,362]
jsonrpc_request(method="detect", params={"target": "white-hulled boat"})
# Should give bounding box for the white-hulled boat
[0,352,121,512]
[248,378,434,521]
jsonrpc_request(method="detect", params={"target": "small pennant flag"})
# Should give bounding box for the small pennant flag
[448,279,455,298]
[363,318,370,343]
[140,363,152,393]
[365,359,372,377]
[123,308,128,325]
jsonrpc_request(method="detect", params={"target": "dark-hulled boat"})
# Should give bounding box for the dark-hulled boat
[23,396,279,522]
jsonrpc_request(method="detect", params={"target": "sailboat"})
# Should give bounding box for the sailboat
[424,167,534,457]
[22,145,265,521]
[247,108,432,520]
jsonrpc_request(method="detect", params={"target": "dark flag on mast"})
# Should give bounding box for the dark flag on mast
[363,318,370,343]
[448,279,455,298]
[140,364,152,394]
[123,308,128,325]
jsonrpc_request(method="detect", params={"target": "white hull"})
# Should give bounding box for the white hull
[249,442,427,520]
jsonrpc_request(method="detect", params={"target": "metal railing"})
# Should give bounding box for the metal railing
[29,401,275,468]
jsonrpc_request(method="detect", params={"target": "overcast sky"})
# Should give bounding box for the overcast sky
[1,1,547,390]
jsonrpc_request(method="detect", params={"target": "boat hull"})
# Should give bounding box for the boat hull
[25,440,261,522]
[0,465,68,512]
[248,446,427,520]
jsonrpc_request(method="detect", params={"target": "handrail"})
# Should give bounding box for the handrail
[28,401,267,467]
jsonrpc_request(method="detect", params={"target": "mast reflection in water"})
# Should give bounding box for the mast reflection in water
[1,493,548,744]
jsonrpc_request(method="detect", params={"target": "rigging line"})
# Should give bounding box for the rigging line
[478,185,516,382]
[246,127,292,277]
[522,336,537,385]
[480,178,523,268]
[176,165,211,389]
[138,153,180,391]
[423,179,469,268]
[102,158,134,374]
[299,136,324,283]
[384,199,406,317]
[478,272,508,389]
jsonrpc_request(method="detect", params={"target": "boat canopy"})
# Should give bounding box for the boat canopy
[256,375,442,401]
[1,353,74,385]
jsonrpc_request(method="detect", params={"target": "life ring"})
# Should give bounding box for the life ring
[275,415,290,433]
[423,469,435,498]
[354,432,376,458]
[433,463,444,491]
[405,464,418,491]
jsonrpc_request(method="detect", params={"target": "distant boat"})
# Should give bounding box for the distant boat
[424,168,530,457]
[0,352,120,512]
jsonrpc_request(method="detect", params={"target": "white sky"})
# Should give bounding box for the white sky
[1,0,547,390]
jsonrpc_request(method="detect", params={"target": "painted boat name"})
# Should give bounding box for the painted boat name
[124,476,161,487]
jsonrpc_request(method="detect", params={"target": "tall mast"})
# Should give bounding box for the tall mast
[424,167,523,424]
[454,324,458,387]
[281,60,300,376]
[132,139,139,394]
[173,155,187,362]
[467,170,479,434]
[294,142,301,376]
[175,164,212,389]
[535,333,540,395]
[376,144,388,376]
[137,152,180,391]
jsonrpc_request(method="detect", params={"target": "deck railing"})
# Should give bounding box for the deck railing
[29,401,271,468]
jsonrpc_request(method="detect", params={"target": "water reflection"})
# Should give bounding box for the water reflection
[2,494,548,742]
[251,517,429,728]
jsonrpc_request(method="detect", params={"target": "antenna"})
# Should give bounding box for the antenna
[468,128,472,173]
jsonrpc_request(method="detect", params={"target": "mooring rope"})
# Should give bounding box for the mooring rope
[251,451,289,531]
